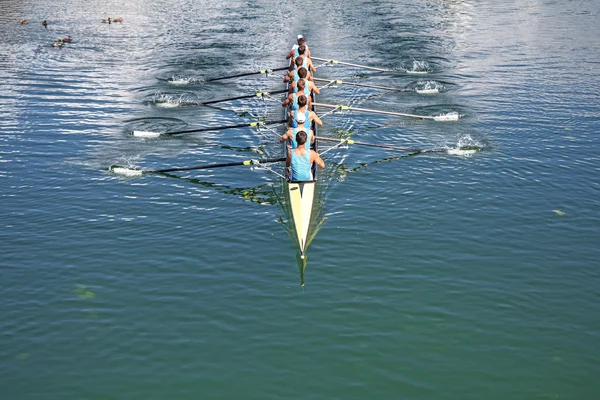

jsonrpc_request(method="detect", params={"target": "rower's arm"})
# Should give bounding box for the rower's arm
[282,94,292,107]
[286,147,292,167]
[311,112,323,126]
[311,83,320,95]
[288,82,297,94]
[280,130,291,142]
[285,49,295,60]
[311,151,325,169]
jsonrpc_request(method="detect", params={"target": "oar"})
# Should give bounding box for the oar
[132,119,287,138]
[312,57,392,72]
[206,67,289,82]
[201,89,288,105]
[312,102,460,122]
[313,77,411,92]
[318,137,480,154]
[110,157,287,176]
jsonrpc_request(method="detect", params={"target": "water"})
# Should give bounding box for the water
[2,0,599,398]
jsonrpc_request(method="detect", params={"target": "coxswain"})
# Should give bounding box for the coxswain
[286,35,311,60]
[286,130,324,181]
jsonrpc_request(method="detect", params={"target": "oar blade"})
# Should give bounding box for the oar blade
[110,166,144,176]
[132,130,162,138]
[432,112,460,122]
[447,148,477,156]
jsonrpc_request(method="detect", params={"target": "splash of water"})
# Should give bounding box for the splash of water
[415,80,442,94]
[111,166,144,177]
[447,134,482,156]
[406,60,431,74]
[433,112,460,122]
[151,92,199,108]
[167,75,204,85]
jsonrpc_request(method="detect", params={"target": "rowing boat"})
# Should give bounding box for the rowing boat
[283,54,319,259]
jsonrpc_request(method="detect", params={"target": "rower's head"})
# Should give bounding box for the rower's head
[294,56,304,68]
[297,35,306,45]
[296,130,308,146]
[297,45,306,55]
[297,67,308,79]
[297,79,306,91]
[297,95,307,108]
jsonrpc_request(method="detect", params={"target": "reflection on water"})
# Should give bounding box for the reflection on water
[160,173,281,205]
[296,251,307,287]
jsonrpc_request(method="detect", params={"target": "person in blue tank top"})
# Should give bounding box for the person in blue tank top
[282,79,312,109]
[286,130,324,182]
[280,124,315,148]
[291,45,316,74]
[284,61,313,83]
[288,68,320,95]
[286,35,311,60]
[287,95,322,130]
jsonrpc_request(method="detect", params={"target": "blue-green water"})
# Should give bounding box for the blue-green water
[2,0,599,398]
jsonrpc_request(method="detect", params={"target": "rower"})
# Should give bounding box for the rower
[282,78,312,109]
[288,95,322,130]
[286,35,311,60]
[286,130,324,181]
[284,60,313,83]
[288,68,320,95]
[280,124,315,147]
[291,45,316,74]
